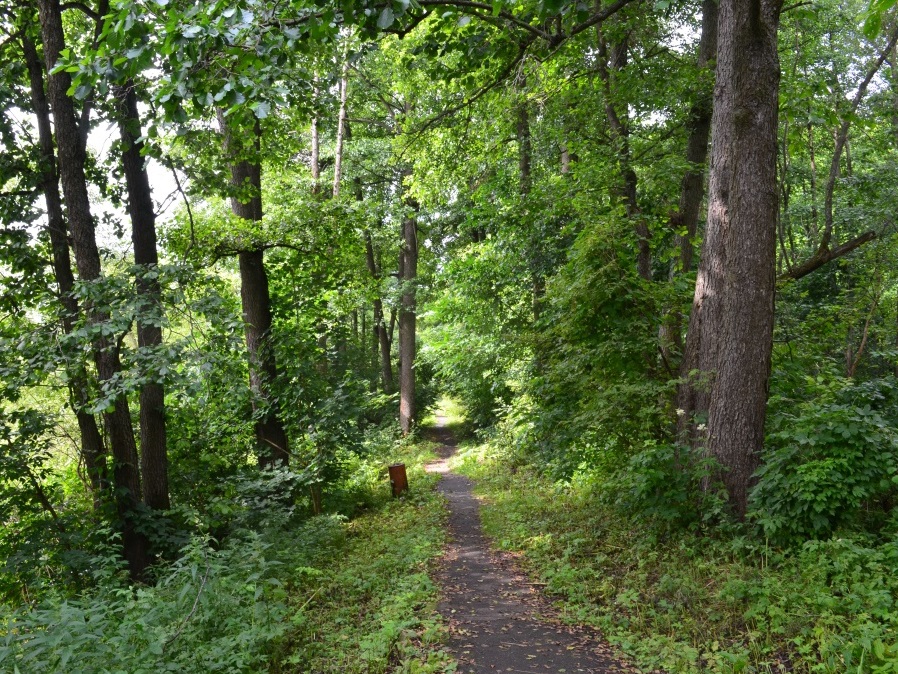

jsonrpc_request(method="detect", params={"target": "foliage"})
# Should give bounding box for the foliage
[0,429,452,673]
[753,376,898,542]
[454,437,898,674]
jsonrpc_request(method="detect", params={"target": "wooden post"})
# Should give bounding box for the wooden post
[388,463,408,497]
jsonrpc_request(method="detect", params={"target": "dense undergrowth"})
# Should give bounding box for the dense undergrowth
[453,439,898,674]
[0,430,453,674]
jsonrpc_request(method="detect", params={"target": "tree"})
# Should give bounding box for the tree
[679,0,784,517]
[217,112,291,468]
[37,0,148,576]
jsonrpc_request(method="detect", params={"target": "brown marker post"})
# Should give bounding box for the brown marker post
[389,464,408,497]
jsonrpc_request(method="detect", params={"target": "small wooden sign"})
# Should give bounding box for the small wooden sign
[388,463,408,497]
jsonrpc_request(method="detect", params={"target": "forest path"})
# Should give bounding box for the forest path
[424,416,634,674]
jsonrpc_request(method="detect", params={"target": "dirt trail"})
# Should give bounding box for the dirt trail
[425,417,634,674]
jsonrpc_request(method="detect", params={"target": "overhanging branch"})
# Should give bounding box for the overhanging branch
[778,230,876,282]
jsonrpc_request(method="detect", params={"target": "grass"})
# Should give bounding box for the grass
[451,439,898,674]
[275,429,457,673]
[0,429,457,674]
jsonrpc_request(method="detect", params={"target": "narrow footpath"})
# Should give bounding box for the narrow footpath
[425,418,635,674]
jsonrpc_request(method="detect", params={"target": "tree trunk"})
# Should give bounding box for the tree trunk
[332,51,349,198]
[660,0,717,360]
[310,119,321,195]
[398,198,418,435]
[38,0,148,578]
[21,30,107,503]
[365,231,394,392]
[680,0,783,518]
[597,31,651,280]
[116,81,170,511]
[517,100,546,322]
[217,112,290,467]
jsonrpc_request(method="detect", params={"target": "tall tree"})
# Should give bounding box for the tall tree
[399,189,418,435]
[20,28,107,503]
[37,0,148,576]
[679,0,783,517]
[115,81,170,510]
[662,0,717,361]
[217,113,290,468]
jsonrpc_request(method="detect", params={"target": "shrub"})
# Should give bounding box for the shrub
[753,381,898,541]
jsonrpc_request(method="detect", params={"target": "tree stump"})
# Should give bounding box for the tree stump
[389,463,408,497]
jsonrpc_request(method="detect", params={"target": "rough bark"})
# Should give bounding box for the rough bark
[38,0,147,577]
[21,30,107,501]
[398,199,418,435]
[115,82,170,511]
[681,0,784,518]
[217,112,290,467]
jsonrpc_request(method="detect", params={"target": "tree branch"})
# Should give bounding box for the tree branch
[820,25,898,251]
[407,36,535,139]
[777,230,876,282]
[60,2,100,20]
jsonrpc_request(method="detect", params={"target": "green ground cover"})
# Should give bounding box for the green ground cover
[452,440,898,674]
[1,432,454,674]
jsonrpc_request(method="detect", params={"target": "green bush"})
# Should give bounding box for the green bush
[753,379,898,541]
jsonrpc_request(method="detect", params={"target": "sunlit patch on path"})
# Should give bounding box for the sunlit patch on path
[425,416,635,674]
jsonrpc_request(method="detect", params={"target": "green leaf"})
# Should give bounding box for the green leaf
[377,7,395,29]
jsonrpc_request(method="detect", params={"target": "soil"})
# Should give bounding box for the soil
[425,419,636,674]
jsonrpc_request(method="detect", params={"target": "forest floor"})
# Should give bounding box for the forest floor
[425,416,636,674]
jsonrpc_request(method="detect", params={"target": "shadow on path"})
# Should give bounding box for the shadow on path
[425,416,635,674]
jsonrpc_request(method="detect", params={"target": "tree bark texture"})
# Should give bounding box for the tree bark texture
[217,112,290,467]
[21,30,107,501]
[38,0,147,577]
[399,201,418,435]
[116,82,170,511]
[680,0,783,518]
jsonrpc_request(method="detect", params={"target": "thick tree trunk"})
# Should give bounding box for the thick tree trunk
[217,113,290,467]
[21,31,107,502]
[116,82,170,511]
[398,200,417,435]
[38,0,148,578]
[680,0,783,518]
